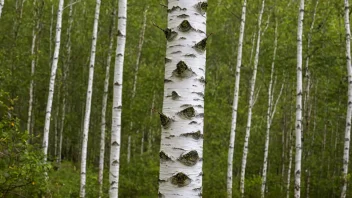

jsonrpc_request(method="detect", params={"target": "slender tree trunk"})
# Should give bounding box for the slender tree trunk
[287,133,293,198]
[295,0,304,197]
[148,91,156,152]
[98,6,116,198]
[261,20,284,198]
[141,130,144,154]
[49,0,54,67]
[341,0,352,197]
[240,0,265,196]
[227,1,247,197]
[42,0,64,165]
[58,0,74,165]
[0,0,4,18]
[80,0,101,196]
[158,0,207,197]
[109,0,127,196]
[132,7,148,99]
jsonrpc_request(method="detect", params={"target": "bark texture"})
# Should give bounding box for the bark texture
[109,0,127,196]
[295,0,304,197]
[158,1,207,197]
[341,0,352,197]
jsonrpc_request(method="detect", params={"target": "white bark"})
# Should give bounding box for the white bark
[99,7,116,198]
[0,0,4,18]
[27,0,40,136]
[227,1,247,197]
[240,0,265,196]
[127,135,131,163]
[341,0,352,197]
[148,91,156,152]
[42,0,64,164]
[58,0,74,165]
[287,134,293,198]
[80,0,101,197]
[109,0,127,196]
[141,130,144,154]
[261,20,284,198]
[295,0,304,197]
[158,0,206,197]
[132,7,148,99]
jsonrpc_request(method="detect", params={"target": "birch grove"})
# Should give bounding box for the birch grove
[341,0,352,197]
[227,1,247,197]
[80,0,101,196]
[157,0,207,197]
[109,0,127,196]
[295,0,305,197]
[240,0,265,196]
[42,0,64,164]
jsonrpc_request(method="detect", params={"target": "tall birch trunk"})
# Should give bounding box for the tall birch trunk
[80,0,101,197]
[240,0,265,196]
[158,0,207,197]
[0,0,4,18]
[131,7,148,99]
[98,6,116,197]
[42,0,64,165]
[27,0,41,136]
[261,20,284,198]
[287,132,293,198]
[109,0,127,196]
[58,0,74,165]
[295,0,304,197]
[227,1,247,197]
[341,0,352,197]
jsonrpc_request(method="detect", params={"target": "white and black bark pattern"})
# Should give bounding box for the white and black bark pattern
[131,7,148,99]
[42,0,64,164]
[240,0,265,196]
[227,1,247,197]
[158,1,207,197]
[0,0,4,18]
[58,0,74,165]
[99,7,116,198]
[80,0,101,197]
[109,0,127,196]
[341,0,352,197]
[261,20,284,198]
[287,134,293,198]
[295,0,304,197]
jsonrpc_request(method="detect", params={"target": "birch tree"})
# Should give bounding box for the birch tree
[240,0,265,196]
[109,0,127,196]
[341,0,352,197]
[98,6,116,197]
[227,1,247,197]
[80,0,101,196]
[157,0,207,197]
[42,0,64,164]
[27,0,42,136]
[261,20,284,198]
[295,0,304,197]
[0,0,4,19]
[58,0,74,164]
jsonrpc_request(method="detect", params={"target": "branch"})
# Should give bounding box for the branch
[270,82,285,123]
[63,0,81,10]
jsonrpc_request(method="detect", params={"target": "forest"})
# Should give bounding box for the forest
[1,0,352,197]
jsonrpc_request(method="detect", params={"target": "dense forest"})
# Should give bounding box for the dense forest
[1,0,352,197]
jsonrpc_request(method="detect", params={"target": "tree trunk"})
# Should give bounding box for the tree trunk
[109,0,127,196]
[158,0,207,197]
[42,0,64,165]
[240,0,265,196]
[287,133,293,198]
[80,0,101,196]
[341,0,352,197]
[295,0,304,197]
[58,0,74,165]
[0,0,4,18]
[227,1,247,197]
[261,19,284,198]
[98,6,116,198]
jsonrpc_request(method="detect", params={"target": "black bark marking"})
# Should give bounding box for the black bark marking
[160,151,172,161]
[178,107,196,119]
[178,150,199,166]
[178,20,193,32]
[171,172,191,187]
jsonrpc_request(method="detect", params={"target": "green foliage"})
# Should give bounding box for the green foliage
[0,91,51,197]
